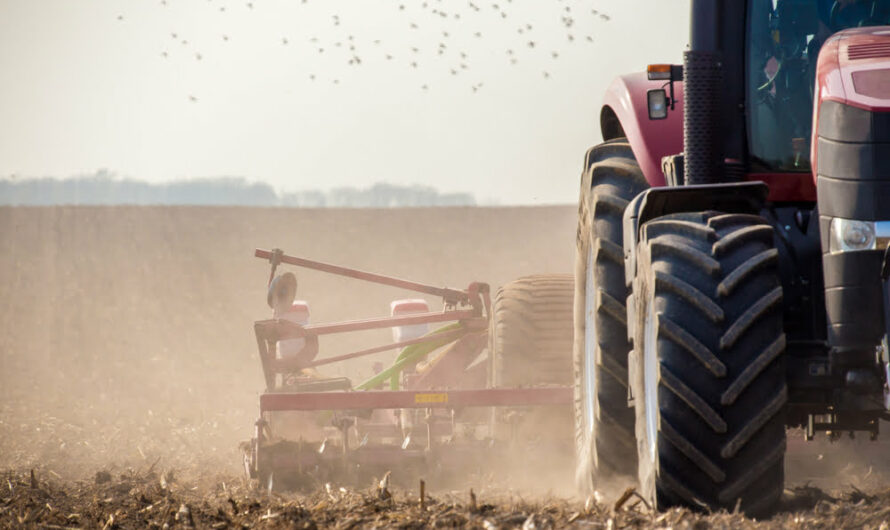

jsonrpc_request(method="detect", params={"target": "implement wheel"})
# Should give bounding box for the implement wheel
[490,274,575,388]
[489,274,574,457]
[573,138,648,492]
[630,212,786,516]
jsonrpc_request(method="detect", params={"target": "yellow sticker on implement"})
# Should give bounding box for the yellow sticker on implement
[414,393,448,404]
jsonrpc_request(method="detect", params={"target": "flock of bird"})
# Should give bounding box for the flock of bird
[117,0,611,102]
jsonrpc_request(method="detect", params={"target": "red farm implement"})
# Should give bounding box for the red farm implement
[242,248,574,490]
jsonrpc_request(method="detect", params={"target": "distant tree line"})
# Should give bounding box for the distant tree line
[0,170,476,207]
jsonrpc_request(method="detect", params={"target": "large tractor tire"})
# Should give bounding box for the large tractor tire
[630,212,786,516]
[573,138,649,492]
[489,275,574,456]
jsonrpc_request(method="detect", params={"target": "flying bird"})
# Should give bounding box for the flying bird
[162,1,612,95]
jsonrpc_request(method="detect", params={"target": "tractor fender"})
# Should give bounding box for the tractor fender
[621,182,770,288]
[601,72,685,188]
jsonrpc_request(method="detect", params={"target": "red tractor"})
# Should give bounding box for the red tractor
[573,0,890,516]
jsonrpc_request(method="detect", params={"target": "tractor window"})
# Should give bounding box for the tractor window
[746,0,890,173]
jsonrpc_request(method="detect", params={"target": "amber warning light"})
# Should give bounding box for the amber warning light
[647,64,672,81]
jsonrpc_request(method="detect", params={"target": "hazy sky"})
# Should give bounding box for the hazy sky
[0,0,689,204]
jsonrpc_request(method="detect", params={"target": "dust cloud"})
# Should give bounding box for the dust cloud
[0,205,575,484]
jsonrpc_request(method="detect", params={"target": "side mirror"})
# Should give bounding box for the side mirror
[647,89,669,120]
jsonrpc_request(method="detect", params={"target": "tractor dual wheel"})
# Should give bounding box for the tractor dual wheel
[630,212,787,516]
[573,138,649,492]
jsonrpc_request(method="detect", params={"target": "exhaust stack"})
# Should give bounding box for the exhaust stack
[683,0,723,185]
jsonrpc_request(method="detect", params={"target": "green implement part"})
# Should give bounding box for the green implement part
[355,323,464,391]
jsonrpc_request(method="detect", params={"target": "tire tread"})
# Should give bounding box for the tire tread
[633,212,787,516]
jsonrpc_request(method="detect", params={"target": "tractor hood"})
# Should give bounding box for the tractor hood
[813,26,890,222]
[816,26,890,113]
[814,27,890,350]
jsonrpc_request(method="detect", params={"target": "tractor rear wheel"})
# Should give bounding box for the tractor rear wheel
[573,138,648,492]
[630,212,786,516]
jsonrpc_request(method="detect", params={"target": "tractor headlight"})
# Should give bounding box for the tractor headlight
[828,218,890,254]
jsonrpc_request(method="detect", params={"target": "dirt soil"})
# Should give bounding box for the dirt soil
[2,205,890,528]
